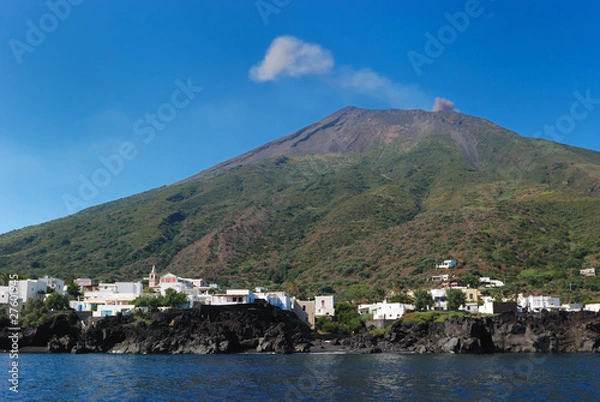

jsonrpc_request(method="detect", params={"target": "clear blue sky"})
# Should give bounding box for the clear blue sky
[1,0,599,234]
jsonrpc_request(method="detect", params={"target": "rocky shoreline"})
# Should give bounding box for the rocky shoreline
[1,306,598,355]
[1,302,312,355]
[345,310,600,354]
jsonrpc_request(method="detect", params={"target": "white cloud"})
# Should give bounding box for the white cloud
[336,67,429,109]
[432,97,455,112]
[249,35,334,82]
[250,36,431,110]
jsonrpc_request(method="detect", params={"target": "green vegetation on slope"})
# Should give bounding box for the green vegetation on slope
[1,116,600,301]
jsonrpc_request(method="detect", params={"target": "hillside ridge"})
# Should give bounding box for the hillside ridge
[184,107,508,181]
[1,107,600,302]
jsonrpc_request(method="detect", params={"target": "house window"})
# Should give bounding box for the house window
[469,294,473,300]
[302,306,306,311]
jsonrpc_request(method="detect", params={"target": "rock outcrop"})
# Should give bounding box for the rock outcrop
[346,311,600,354]
[0,302,311,355]
[2,309,599,355]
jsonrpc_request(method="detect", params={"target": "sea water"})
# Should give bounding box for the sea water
[2,353,599,401]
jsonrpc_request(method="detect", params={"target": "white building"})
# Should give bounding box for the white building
[42,276,66,294]
[436,260,457,269]
[315,295,335,317]
[461,302,479,313]
[518,294,560,312]
[71,282,143,313]
[253,288,291,311]
[94,304,136,317]
[208,288,293,311]
[580,268,596,277]
[358,301,412,320]
[0,286,11,305]
[560,303,583,312]
[74,278,96,289]
[16,279,48,303]
[479,277,505,288]
[156,273,194,294]
[584,303,600,312]
[210,289,256,305]
[83,282,143,305]
[479,296,518,315]
[150,269,217,304]
[8,276,67,304]
[431,274,450,282]
[148,265,159,288]
[429,288,447,310]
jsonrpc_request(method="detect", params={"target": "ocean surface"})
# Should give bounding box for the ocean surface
[3,353,599,401]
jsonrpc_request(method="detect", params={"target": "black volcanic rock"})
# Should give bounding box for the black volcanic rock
[0,303,312,355]
[350,311,600,354]
[2,308,599,355]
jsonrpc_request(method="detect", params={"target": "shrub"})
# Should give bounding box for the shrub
[45,293,71,311]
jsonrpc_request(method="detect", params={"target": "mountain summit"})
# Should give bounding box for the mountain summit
[190,107,506,179]
[2,107,600,300]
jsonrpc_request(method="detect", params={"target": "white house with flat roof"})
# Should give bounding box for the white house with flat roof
[210,289,256,305]
[436,260,456,269]
[315,295,335,317]
[82,282,143,305]
[358,300,412,320]
[560,303,583,312]
[42,276,66,294]
[429,288,447,310]
[479,277,505,288]
[71,281,143,313]
[16,279,48,303]
[94,304,137,317]
[253,288,291,311]
[0,286,11,305]
[584,303,600,312]
[518,294,560,312]
[431,274,450,282]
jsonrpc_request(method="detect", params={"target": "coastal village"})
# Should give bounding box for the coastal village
[2,259,599,329]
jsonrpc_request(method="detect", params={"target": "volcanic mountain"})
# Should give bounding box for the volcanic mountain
[2,107,600,301]
[189,106,490,178]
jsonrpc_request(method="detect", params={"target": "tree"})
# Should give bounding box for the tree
[315,302,365,335]
[21,298,48,328]
[414,289,434,311]
[66,282,81,299]
[461,273,481,289]
[45,293,71,311]
[0,272,9,286]
[388,293,414,304]
[446,288,466,311]
[163,288,188,308]
[132,294,162,310]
